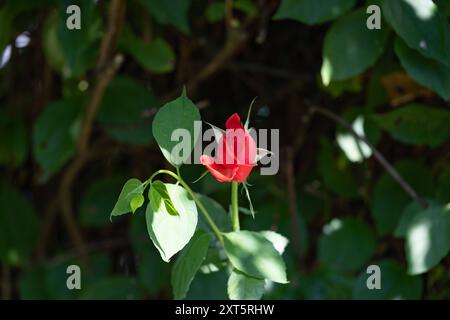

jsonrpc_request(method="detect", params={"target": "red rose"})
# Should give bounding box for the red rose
[200,113,257,183]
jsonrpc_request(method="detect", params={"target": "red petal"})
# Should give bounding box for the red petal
[233,164,256,182]
[225,113,244,130]
[200,155,237,182]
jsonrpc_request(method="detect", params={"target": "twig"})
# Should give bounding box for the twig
[225,0,234,29]
[58,0,126,265]
[310,106,428,209]
[161,1,260,102]
[36,199,59,260]
[162,30,248,102]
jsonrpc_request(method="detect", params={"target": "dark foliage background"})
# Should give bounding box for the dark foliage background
[0,0,449,299]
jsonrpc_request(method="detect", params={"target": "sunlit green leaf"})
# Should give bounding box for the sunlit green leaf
[152,89,201,166]
[227,269,265,300]
[145,183,198,262]
[405,203,450,275]
[149,180,179,216]
[223,230,288,284]
[130,194,144,214]
[260,230,289,255]
[110,178,145,218]
[395,199,439,238]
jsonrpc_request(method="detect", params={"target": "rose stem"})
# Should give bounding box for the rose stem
[231,181,240,231]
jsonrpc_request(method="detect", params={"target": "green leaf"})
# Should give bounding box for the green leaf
[121,30,175,74]
[110,178,146,218]
[42,12,66,74]
[0,111,27,167]
[130,194,145,214]
[352,259,422,299]
[196,194,232,232]
[145,183,198,262]
[227,269,265,300]
[372,103,450,147]
[395,38,450,101]
[80,176,128,227]
[336,114,372,163]
[171,230,210,300]
[42,2,101,78]
[222,230,288,284]
[318,218,376,272]
[186,269,228,299]
[149,180,179,216]
[382,0,450,66]
[33,98,82,181]
[81,277,141,300]
[152,90,201,166]
[371,160,433,235]
[140,0,191,33]
[318,140,358,199]
[321,9,389,85]
[274,0,356,25]
[395,199,439,238]
[97,76,158,145]
[260,230,289,255]
[0,182,39,266]
[129,212,170,296]
[404,203,450,275]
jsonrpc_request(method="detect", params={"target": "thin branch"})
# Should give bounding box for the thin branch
[58,0,126,265]
[310,106,428,209]
[162,30,248,102]
[161,2,262,102]
[36,198,59,260]
[225,0,234,29]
